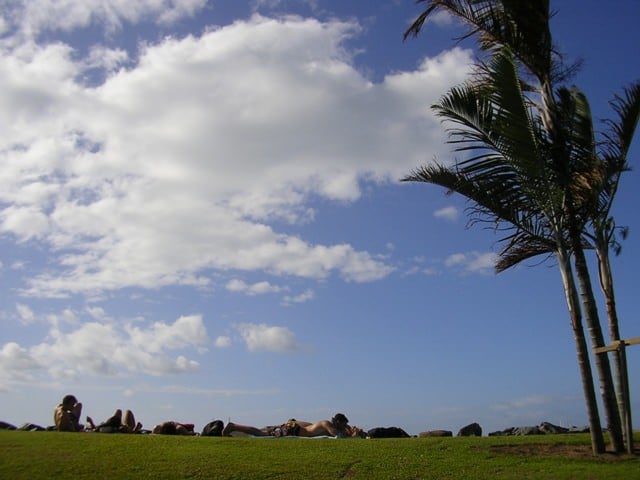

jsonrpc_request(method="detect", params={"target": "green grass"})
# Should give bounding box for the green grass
[1,431,638,479]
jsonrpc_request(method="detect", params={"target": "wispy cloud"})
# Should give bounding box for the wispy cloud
[3,0,208,39]
[444,251,497,275]
[214,336,232,348]
[282,289,315,306]
[226,279,286,296]
[16,303,36,325]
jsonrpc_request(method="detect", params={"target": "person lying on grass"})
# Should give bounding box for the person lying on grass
[222,413,365,438]
[86,409,143,433]
[151,421,197,435]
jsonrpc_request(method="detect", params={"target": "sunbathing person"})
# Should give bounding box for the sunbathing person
[86,409,142,433]
[223,413,363,438]
[53,394,84,432]
[151,421,196,435]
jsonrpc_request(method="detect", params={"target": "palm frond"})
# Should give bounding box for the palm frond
[403,0,573,85]
[587,81,640,248]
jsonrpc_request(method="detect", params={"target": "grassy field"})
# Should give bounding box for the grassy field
[1,430,638,479]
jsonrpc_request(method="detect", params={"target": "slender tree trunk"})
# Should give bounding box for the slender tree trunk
[556,246,605,454]
[571,243,625,452]
[596,241,633,452]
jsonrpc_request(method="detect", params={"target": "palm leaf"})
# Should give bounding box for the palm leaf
[403,0,574,85]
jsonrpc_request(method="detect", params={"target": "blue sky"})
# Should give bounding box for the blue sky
[0,0,638,436]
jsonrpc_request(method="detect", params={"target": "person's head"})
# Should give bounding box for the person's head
[61,395,77,408]
[331,413,349,427]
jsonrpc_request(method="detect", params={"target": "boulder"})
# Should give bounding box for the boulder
[0,421,17,430]
[538,422,569,434]
[489,422,575,437]
[457,422,482,437]
[511,425,542,436]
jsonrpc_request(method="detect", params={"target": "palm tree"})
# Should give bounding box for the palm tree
[403,0,634,452]
[403,46,607,453]
[495,81,640,452]
[574,83,640,452]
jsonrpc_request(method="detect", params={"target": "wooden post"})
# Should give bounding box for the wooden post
[594,336,639,455]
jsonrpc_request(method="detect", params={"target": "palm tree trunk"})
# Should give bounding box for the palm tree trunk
[556,246,605,454]
[595,242,633,453]
[571,243,625,452]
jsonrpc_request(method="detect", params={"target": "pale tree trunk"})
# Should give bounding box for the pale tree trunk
[555,246,605,454]
[572,243,625,452]
[595,241,633,453]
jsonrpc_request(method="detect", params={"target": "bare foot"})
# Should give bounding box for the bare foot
[86,416,96,430]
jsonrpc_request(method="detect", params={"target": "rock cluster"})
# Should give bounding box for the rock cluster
[488,422,589,436]
[419,421,589,438]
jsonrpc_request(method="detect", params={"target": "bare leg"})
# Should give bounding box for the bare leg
[122,410,140,433]
[298,420,337,437]
[86,416,96,430]
[222,422,270,437]
[71,403,83,431]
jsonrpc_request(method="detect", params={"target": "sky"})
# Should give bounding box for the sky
[0,0,638,436]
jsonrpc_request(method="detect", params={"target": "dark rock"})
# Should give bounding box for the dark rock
[457,422,482,437]
[511,425,542,436]
[567,425,590,433]
[0,421,17,430]
[538,422,569,434]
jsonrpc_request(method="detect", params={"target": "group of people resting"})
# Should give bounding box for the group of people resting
[222,413,365,438]
[53,394,364,438]
[54,394,198,435]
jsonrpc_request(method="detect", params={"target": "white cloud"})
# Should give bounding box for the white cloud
[0,15,473,298]
[282,289,315,306]
[84,45,129,73]
[0,342,43,384]
[237,323,300,352]
[86,306,107,320]
[433,205,459,221]
[16,303,35,324]
[444,251,496,275]
[425,9,456,27]
[214,336,232,348]
[3,0,208,38]
[126,314,210,353]
[467,252,497,273]
[226,279,285,296]
[492,395,552,411]
[0,313,209,385]
[0,206,50,241]
[45,308,79,328]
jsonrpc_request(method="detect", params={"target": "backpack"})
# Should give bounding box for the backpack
[201,420,224,436]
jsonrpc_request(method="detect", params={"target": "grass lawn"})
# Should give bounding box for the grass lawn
[1,430,638,479]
